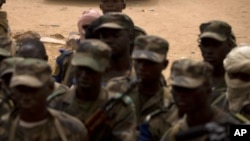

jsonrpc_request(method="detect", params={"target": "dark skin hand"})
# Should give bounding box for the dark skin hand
[75,66,103,101]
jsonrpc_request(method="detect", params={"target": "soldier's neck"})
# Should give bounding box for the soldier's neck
[109,54,131,72]
[186,106,214,127]
[212,65,225,77]
[138,81,161,97]
[76,86,101,101]
[19,107,49,122]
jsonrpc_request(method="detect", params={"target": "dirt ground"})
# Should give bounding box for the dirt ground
[3,0,250,77]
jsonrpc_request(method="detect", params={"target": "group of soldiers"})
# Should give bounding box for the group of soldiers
[1,0,250,141]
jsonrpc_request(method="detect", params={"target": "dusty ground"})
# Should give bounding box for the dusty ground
[2,0,250,77]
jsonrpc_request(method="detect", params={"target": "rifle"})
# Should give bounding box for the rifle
[85,78,140,137]
[175,122,228,141]
[0,0,6,8]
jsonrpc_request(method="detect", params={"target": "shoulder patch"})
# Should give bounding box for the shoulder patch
[113,93,133,105]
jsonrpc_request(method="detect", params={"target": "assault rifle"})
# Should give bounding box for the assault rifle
[85,78,140,137]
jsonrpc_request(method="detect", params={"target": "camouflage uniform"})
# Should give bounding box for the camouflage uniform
[224,45,250,122]
[160,59,240,141]
[106,36,173,141]
[198,21,236,111]
[0,57,24,117]
[50,39,136,141]
[0,35,12,59]
[94,13,136,86]
[0,58,88,141]
[0,10,8,36]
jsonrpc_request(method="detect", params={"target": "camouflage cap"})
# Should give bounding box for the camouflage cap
[95,12,134,32]
[199,20,232,42]
[170,59,213,88]
[132,35,169,63]
[0,35,12,57]
[71,39,111,72]
[0,57,24,77]
[10,59,52,88]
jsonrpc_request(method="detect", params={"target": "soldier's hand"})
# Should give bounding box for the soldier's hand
[0,0,6,8]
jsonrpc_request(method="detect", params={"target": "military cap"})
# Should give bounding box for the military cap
[0,57,24,77]
[170,59,213,88]
[199,20,232,42]
[95,12,134,32]
[71,39,111,72]
[10,59,52,88]
[132,35,169,63]
[0,35,11,57]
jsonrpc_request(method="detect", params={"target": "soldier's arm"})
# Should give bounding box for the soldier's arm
[109,96,137,141]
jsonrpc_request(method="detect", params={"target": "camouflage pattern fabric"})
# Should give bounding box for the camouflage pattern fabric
[132,35,169,63]
[94,12,134,34]
[0,57,24,118]
[71,39,111,72]
[49,87,136,141]
[160,107,241,141]
[170,59,213,88]
[0,11,8,36]
[199,20,234,42]
[0,35,12,57]
[0,108,88,141]
[10,59,52,88]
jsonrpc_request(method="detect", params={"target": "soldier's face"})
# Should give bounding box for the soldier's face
[134,59,165,84]
[99,28,131,57]
[171,85,209,114]
[199,38,231,67]
[100,0,126,14]
[11,85,50,112]
[75,66,103,89]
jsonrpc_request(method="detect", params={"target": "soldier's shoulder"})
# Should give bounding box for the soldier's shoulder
[212,107,242,124]
[48,108,87,133]
[105,75,132,93]
[109,92,134,107]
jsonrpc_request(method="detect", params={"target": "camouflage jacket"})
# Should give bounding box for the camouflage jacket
[0,11,8,36]
[0,108,88,141]
[47,82,70,104]
[0,90,14,118]
[106,75,169,125]
[49,87,137,141]
[160,107,240,141]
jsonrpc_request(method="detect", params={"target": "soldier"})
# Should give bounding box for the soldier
[198,20,236,110]
[105,35,173,141]
[94,13,135,85]
[160,59,240,141]
[15,38,70,103]
[49,39,136,141]
[224,45,250,121]
[0,57,23,117]
[0,58,88,141]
